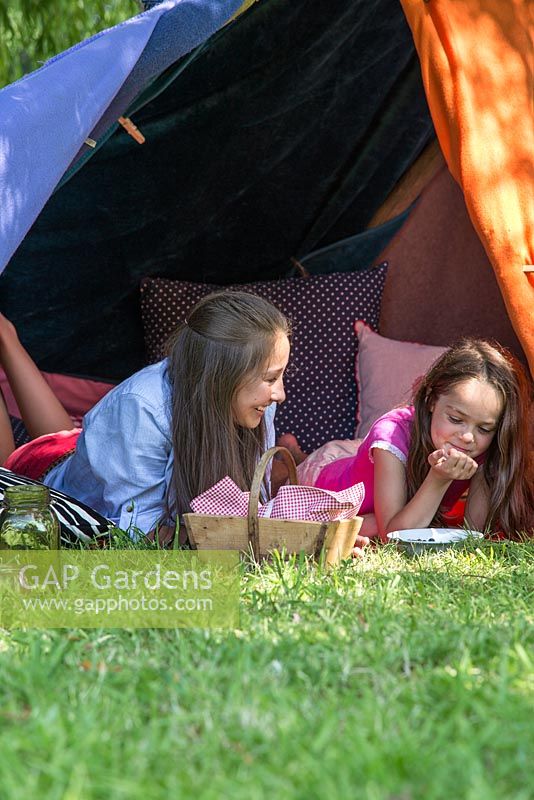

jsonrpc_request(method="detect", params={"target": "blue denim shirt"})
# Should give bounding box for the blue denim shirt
[46,360,276,534]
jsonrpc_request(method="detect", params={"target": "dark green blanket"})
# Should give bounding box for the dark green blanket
[1,0,433,379]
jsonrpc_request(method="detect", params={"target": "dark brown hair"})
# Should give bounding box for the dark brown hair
[407,338,534,536]
[166,291,290,518]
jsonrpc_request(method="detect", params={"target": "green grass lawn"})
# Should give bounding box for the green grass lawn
[0,541,533,800]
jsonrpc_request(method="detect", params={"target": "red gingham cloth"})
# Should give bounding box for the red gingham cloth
[190,477,365,521]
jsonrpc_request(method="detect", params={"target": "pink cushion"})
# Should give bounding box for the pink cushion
[354,322,446,438]
[140,266,388,452]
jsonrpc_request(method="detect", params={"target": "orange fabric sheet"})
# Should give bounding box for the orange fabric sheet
[400,0,534,376]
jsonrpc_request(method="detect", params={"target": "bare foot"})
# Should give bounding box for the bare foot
[272,434,309,495]
[276,433,308,465]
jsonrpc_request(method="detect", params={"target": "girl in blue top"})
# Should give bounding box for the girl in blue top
[0,293,304,543]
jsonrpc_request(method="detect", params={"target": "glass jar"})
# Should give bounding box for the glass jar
[0,484,60,549]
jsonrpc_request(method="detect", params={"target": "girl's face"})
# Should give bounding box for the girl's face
[429,378,503,458]
[232,332,290,429]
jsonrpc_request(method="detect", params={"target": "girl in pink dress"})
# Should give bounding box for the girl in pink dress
[314,339,534,541]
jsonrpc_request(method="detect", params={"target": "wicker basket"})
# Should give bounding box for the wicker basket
[184,446,362,565]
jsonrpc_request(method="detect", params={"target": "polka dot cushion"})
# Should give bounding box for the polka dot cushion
[140,264,388,452]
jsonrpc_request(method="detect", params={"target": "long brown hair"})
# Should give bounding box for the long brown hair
[166,291,290,518]
[407,339,534,536]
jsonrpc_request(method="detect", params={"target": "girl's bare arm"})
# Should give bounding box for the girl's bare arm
[373,447,479,538]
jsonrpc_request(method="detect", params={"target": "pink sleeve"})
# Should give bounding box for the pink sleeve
[313,408,413,500]
[366,408,412,466]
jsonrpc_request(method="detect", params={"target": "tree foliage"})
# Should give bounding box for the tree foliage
[0,1,140,89]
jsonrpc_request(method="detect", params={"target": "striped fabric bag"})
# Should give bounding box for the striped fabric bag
[0,467,111,546]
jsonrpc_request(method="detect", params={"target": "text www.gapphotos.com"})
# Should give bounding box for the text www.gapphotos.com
[20,595,214,615]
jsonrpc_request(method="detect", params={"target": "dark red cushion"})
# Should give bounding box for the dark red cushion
[378,166,526,363]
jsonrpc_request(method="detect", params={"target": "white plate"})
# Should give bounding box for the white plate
[387,528,483,555]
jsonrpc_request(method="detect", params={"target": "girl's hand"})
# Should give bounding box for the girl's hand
[428,446,478,481]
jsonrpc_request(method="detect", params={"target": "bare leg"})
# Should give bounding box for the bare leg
[0,313,72,439]
[0,388,15,464]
